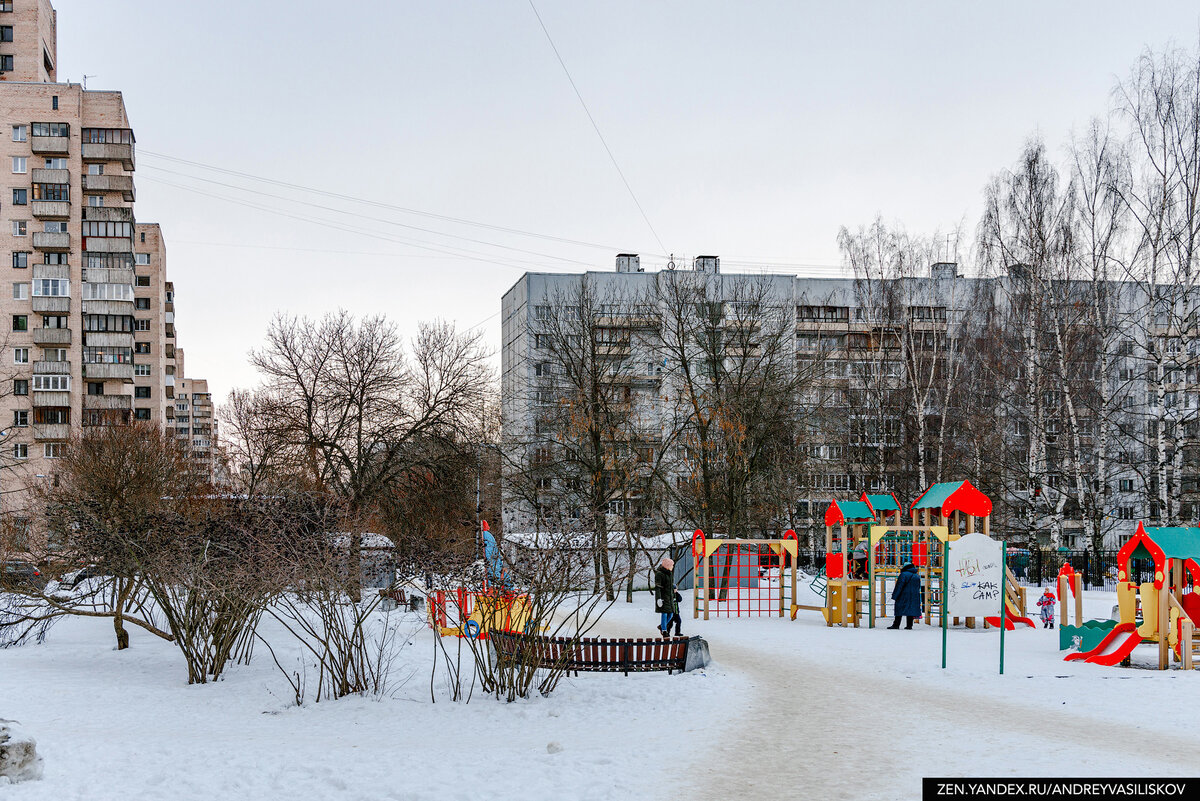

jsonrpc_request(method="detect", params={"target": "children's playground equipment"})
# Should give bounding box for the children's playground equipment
[1064,522,1200,669]
[690,529,798,619]
[790,481,1032,631]
[427,521,533,639]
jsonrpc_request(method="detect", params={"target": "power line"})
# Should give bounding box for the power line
[139,150,641,255]
[526,0,667,256]
[140,163,595,268]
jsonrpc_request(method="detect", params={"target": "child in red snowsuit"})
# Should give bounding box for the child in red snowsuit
[1037,589,1057,629]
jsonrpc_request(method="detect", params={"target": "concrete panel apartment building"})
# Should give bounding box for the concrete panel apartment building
[0,0,219,521]
[501,253,1193,552]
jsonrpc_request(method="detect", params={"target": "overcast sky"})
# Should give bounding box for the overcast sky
[54,1,1200,398]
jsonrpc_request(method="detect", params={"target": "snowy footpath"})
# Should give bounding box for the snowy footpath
[3,588,1199,800]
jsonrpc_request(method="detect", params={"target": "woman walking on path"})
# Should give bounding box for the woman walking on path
[654,557,681,637]
[888,562,922,629]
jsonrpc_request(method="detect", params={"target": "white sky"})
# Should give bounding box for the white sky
[53,1,1200,399]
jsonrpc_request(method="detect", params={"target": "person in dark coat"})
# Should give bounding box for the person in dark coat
[654,557,680,637]
[889,562,922,629]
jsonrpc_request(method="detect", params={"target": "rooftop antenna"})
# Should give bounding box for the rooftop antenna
[82,74,96,89]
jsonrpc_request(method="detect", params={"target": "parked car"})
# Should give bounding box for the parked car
[1,560,47,591]
[61,564,106,589]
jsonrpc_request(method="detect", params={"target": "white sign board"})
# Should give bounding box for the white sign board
[946,533,1003,618]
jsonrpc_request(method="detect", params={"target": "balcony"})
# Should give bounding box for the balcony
[82,299,134,316]
[83,362,134,382]
[33,328,71,346]
[33,423,70,441]
[31,201,71,219]
[31,168,69,184]
[81,236,132,254]
[85,331,133,348]
[32,391,71,407]
[33,264,69,281]
[30,136,70,155]
[31,296,70,314]
[82,142,135,170]
[83,206,134,224]
[84,394,132,411]
[81,173,134,201]
[32,231,70,251]
[82,267,134,285]
[32,361,70,375]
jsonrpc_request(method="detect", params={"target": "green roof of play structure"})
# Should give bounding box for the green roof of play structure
[1135,526,1200,561]
[863,493,901,511]
[910,480,992,517]
[824,499,875,525]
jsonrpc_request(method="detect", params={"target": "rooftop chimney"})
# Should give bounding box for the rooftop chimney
[615,253,642,273]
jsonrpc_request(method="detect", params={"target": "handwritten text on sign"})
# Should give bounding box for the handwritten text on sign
[946,533,1003,618]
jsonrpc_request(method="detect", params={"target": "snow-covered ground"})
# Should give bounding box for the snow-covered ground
[2,586,1199,800]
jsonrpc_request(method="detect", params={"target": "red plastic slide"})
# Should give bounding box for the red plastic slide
[1064,622,1140,665]
[984,602,1036,630]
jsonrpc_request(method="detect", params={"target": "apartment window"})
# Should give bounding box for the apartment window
[12,410,28,428]
[51,96,58,111]
[13,444,27,460]
[135,298,150,310]
[11,282,27,300]
[12,189,26,205]
[11,157,26,174]
[32,278,69,297]
[82,346,132,364]
[135,253,151,265]
[139,232,145,243]
[84,314,133,333]
[0,25,11,42]
[44,444,63,459]
[11,220,26,236]
[134,364,151,377]
[11,125,25,142]
[0,3,11,12]
[41,315,67,328]
[43,157,67,169]
[134,319,150,331]
[82,128,134,144]
[87,164,104,176]
[135,276,150,287]
[32,375,70,392]
[13,379,28,396]
[30,122,67,138]
[11,252,28,269]
[12,315,27,331]
[43,252,68,265]
[14,347,28,363]
[82,221,133,238]
[0,55,12,72]
[82,283,134,302]
[34,407,68,425]
[134,386,151,399]
[42,348,66,362]
[86,195,104,207]
[85,253,133,270]
[87,382,103,395]
[134,342,150,354]
[42,221,67,234]
[32,183,69,201]
[134,408,151,421]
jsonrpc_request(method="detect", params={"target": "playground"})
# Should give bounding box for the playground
[5,485,1200,799]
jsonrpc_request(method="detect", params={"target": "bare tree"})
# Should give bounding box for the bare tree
[248,311,489,600]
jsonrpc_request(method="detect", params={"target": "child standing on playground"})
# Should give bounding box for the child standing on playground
[655,556,681,638]
[1037,589,1057,628]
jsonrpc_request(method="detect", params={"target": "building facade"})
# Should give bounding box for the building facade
[501,254,1178,552]
[1,0,219,522]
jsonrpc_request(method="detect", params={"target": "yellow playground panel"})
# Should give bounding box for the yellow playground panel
[429,589,534,639]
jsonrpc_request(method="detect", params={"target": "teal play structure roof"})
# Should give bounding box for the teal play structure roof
[1134,526,1200,561]
[862,492,901,512]
[824,499,875,526]
[910,480,992,517]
